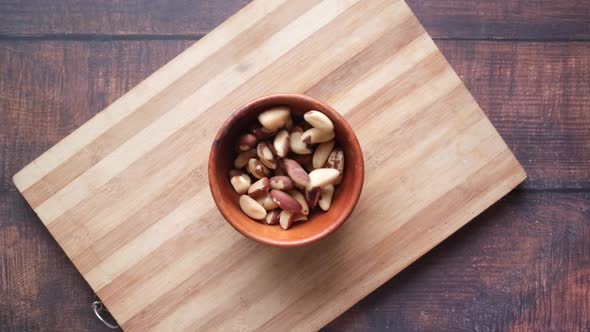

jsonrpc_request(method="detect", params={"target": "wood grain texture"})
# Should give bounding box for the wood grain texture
[11,0,525,330]
[0,40,193,193]
[1,0,589,39]
[325,190,590,331]
[440,41,590,190]
[0,0,250,37]
[2,38,588,332]
[3,190,587,331]
[0,191,105,331]
[410,0,590,40]
[2,41,587,194]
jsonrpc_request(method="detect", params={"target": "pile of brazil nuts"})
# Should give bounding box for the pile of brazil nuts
[229,106,344,230]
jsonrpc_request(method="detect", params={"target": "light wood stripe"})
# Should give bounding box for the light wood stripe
[74,167,204,274]
[101,210,243,323]
[123,236,260,331]
[13,0,526,330]
[85,189,214,289]
[12,0,289,192]
[326,34,439,111]
[344,59,462,130]
[47,147,203,259]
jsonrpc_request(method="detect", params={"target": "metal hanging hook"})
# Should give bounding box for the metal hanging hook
[92,301,119,329]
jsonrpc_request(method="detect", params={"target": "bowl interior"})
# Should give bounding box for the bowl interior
[209,94,363,247]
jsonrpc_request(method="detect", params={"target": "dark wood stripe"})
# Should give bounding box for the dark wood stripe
[73,167,205,274]
[97,207,232,320]
[305,15,425,99]
[357,88,482,174]
[94,207,225,298]
[44,135,209,257]
[122,236,261,330]
[22,0,322,208]
[345,50,451,127]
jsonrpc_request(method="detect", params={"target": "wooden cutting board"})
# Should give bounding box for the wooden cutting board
[13,0,526,330]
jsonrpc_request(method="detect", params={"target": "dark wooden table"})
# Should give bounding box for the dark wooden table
[1,1,589,331]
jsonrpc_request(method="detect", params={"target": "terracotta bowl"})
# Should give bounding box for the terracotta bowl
[208,94,364,248]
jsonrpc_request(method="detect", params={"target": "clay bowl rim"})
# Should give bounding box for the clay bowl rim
[208,93,364,248]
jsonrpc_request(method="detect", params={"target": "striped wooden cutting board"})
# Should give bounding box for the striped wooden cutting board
[13,0,526,330]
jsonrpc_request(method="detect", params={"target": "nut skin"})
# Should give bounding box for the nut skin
[269,176,294,191]
[282,158,310,188]
[309,168,341,188]
[325,147,344,173]
[248,177,270,199]
[279,211,308,230]
[265,209,281,225]
[238,133,257,151]
[229,169,243,178]
[305,187,320,208]
[289,190,309,215]
[325,147,344,184]
[234,149,256,169]
[273,129,290,158]
[247,158,270,179]
[258,106,291,131]
[256,141,277,169]
[319,185,335,211]
[301,128,335,144]
[304,110,334,131]
[256,193,280,211]
[229,170,251,194]
[313,140,335,169]
[239,195,267,220]
[279,210,294,230]
[270,189,302,213]
[290,129,313,154]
